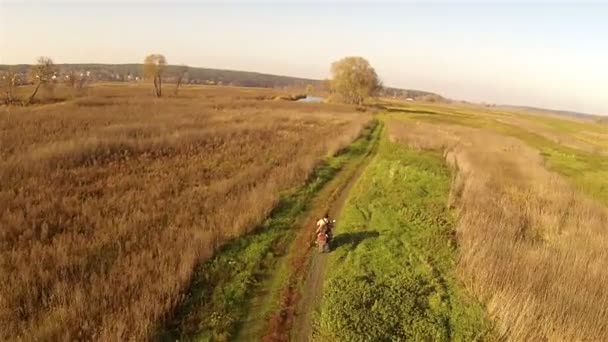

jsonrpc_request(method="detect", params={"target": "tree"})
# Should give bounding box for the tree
[1,68,18,104]
[64,70,87,97]
[329,56,381,105]
[28,56,56,103]
[143,54,167,97]
[65,70,78,88]
[174,65,188,96]
[305,84,314,95]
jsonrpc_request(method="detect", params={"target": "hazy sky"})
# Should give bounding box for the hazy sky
[1,1,607,114]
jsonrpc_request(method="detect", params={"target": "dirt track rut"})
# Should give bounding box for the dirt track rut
[290,134,378,342]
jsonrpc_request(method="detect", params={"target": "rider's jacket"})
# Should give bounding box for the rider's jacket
[316,218,330,234]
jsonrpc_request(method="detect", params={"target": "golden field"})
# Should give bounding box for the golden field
[387,103,608,341]
[0,84,371,340]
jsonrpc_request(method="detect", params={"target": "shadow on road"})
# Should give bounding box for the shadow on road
[332,231,379,251]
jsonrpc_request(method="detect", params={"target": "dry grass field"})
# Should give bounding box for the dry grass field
[388,114,608,341]
[0,84,371,340]
[3,82,607,341]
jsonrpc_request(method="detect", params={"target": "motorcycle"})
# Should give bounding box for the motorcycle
[316,219,336,253]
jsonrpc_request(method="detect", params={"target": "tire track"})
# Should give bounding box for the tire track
[289,125,381,342]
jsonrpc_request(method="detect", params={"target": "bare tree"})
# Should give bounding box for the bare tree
[143,54,167,97]
[65,70,87,95]
[174,65,188,96]
[1,69,18,104]
[65,70,78,88]
[28,57,56,104]
[77,74,87,90]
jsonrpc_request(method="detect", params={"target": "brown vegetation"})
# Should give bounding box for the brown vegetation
[1,69,18,104]
[0,85,370,340]
[389,119,608,341]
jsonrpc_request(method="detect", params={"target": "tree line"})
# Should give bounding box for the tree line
[2,53,439,105]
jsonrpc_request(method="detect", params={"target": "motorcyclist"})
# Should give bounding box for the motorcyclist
[315,212,333,243]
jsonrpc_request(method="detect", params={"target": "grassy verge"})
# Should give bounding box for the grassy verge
[387,106,608,206]
[159,121,378,341]
[493,123,608,204]
[316,130,494,341]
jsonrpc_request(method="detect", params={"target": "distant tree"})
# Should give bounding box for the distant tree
[330,56,381,105]
[143,54,167,97]
[76,72,87,90]
[306,84,314,95]
[1,68,18,104]
[64,70,87,96]
[65,70,76,88]
[28,56,56,103]
[174,65,188,96]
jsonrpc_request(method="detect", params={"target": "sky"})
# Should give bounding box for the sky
[1,1,607,114]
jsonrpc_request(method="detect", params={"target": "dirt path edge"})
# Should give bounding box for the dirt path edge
[286,123,381,342]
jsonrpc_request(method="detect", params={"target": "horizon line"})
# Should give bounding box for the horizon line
[1,61,603,117]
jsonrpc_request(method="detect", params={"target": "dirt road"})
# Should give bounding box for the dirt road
[289,130,379,342]
[290,154,372,342]
[233,123,380,342]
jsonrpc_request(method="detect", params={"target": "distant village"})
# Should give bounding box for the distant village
[3,68,232,86]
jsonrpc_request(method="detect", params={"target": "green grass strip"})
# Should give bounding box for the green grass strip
[392,109,608,206]
[316,130,494,341]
